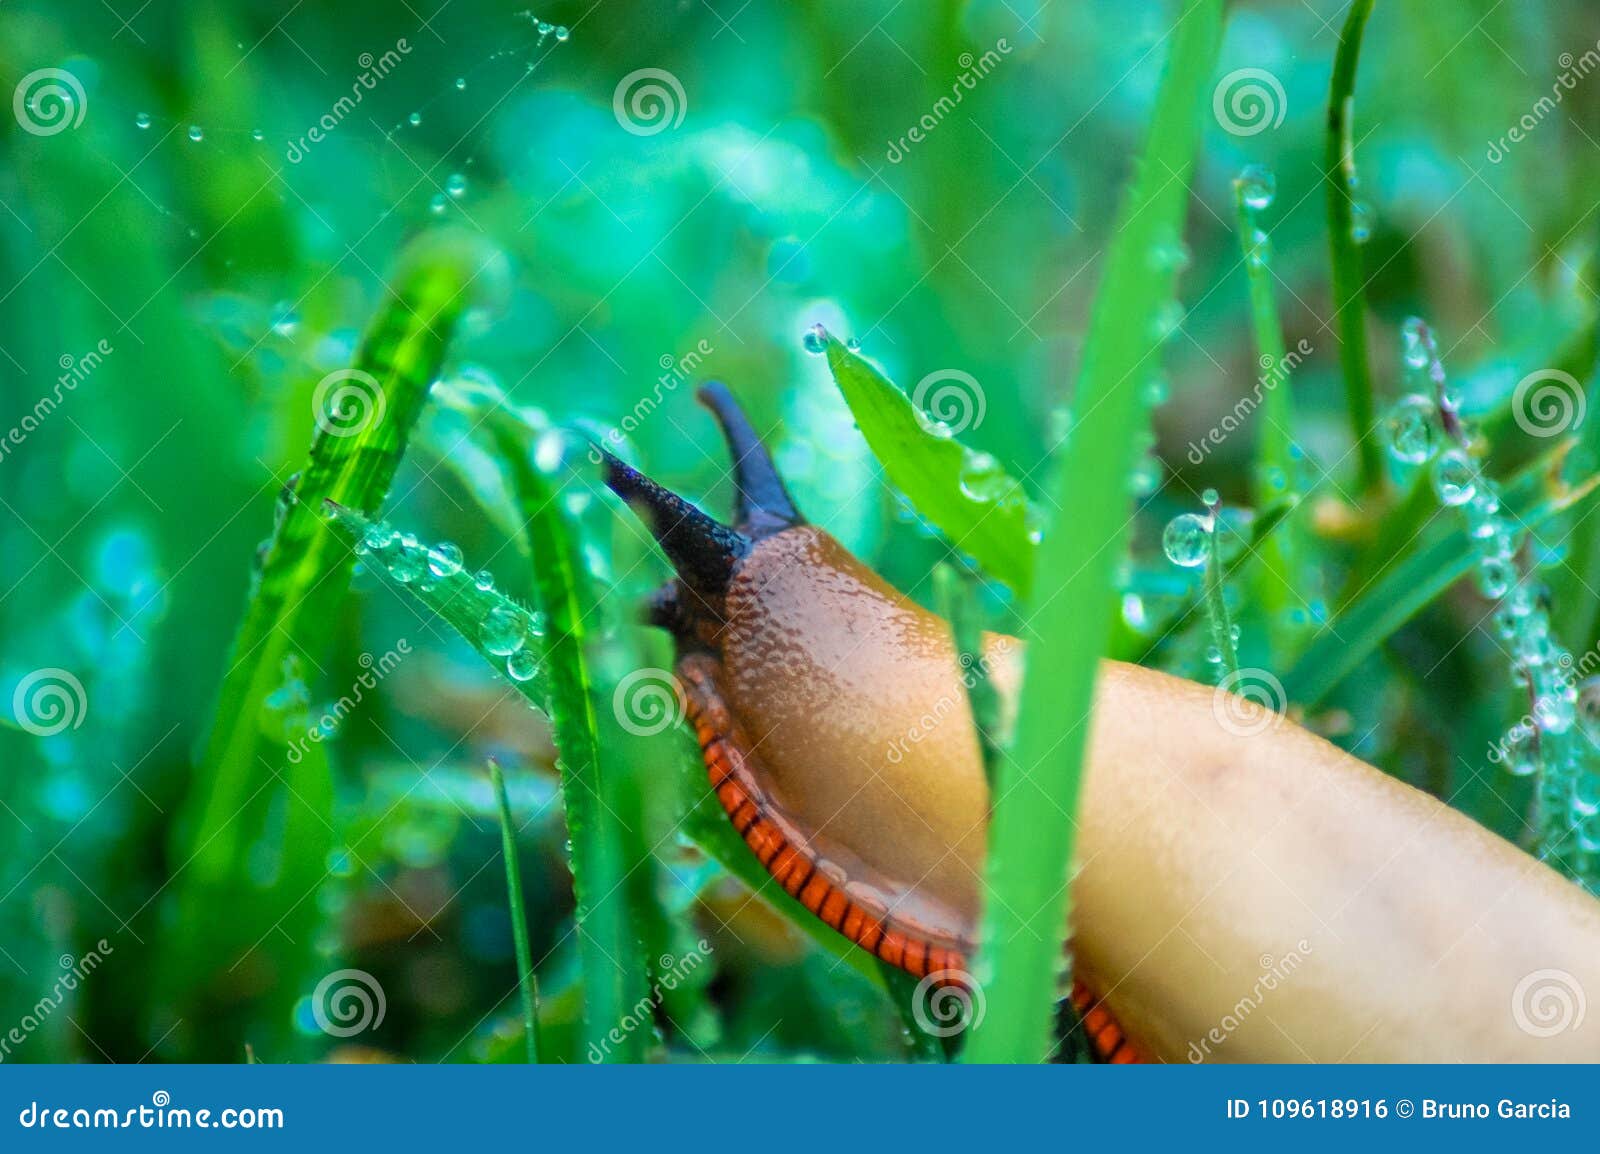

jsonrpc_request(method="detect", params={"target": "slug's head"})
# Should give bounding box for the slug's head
[597,382,805,651]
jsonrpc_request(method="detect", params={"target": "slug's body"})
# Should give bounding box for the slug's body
[603,384,1600,1063]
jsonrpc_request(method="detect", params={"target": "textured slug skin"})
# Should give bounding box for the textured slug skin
[705,524,1600,1061]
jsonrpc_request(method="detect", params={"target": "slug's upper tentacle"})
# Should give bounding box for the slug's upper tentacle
[695,382,804,539]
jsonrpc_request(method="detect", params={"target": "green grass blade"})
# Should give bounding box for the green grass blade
[1283,446,1600,708]
[823,338,1034,596]
[1234,173,1310,655]
[165,232,487,1049]
[1325,0,1383,494]
[486,423,652,1063]
[963,0,1224,1064]
[490,757,543,1064]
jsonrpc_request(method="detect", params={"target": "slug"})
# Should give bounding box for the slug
[600,383,1600,1063]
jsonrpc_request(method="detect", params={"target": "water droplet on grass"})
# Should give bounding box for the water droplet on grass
[506,649,540,682]
[481,606,526,655]
[428,541,463,578]
[187,124,203,142]
[1235,164,1276,211]
[135,112,151,129]
[1383,394,1437,464]
[1432,449,1476,506]
[1163,513,1212,568]
[801,324,828,355]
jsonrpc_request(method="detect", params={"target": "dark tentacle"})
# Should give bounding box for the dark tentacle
[696,382,803,538]
[596,448,749,596]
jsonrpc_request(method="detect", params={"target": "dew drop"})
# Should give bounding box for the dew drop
[1477,556,1515,600]
[480,606,526,656]
[187,124,204,142]
[1432,449,1476,506]
[555,24,570,41]
[429,193,449,216]
[1382,394,1437,465]
[446,172,468,199]
[1349,201,1373,244]
[135,112,151,129]
[251,128,265,142]
[408,111,423,127]
[507,649,540,682]
[1163,513,1213,569]
[474,569,495,592]
[958,452,1011,503]
[1400,316,1433,370]
[455,77,467,90]
[428,541,464,579]
[801,323,828,355]
[1235,164,1276,211]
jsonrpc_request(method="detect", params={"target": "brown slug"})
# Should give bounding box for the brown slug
[601,383,1600,1063]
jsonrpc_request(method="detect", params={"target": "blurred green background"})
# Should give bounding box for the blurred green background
[1,0,1598,1063]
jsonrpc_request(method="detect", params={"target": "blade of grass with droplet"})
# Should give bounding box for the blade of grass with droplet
[963,0,1224,1064]
[1326,0,1383,495]
[1284,445,1600,707]
[823,338,1034,596]
[486,418,654,1063]
[1235,180,1310,657]
[490,758,543,1064]
[165,232,489,1047]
